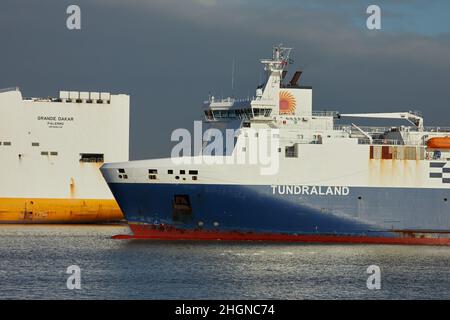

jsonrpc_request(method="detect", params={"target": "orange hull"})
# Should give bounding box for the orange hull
[427,137,450,149]
[0,198,123,223]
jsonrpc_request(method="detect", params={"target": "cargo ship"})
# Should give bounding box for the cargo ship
[101,45,450,245]
[0,88,129,223]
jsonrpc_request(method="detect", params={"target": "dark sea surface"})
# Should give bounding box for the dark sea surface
[0,224,449,299]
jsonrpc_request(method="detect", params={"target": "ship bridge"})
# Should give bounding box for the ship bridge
[199,45,339,156]
[203,96,257,121]
[199,45,450,162]
[203,45,313,124]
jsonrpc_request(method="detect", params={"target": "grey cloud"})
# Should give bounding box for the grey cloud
[1,0,450,159]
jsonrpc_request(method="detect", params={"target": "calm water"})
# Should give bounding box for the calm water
[0,224,449,299]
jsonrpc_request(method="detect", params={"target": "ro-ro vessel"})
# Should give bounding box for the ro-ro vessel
[0,88,129,222]
[101,45,450,244]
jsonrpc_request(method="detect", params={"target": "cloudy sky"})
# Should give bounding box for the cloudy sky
[2,0,450,159]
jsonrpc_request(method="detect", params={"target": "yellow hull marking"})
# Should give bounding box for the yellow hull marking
[0,198,123,223]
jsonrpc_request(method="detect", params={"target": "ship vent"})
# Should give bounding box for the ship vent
[285,145,298,158]
[289,71,302,87]
[79,153,104,163]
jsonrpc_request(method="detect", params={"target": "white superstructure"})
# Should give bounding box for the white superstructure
[100,45,450,241]
[0,87,129,222]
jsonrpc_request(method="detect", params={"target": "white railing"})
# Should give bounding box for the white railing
[358,138,400,145]
[312,111,339,117]
[335,124,450,134]
[357,138,425,146]
[334,125,393,133]
[204,97,254,105]
[424,126,450,132]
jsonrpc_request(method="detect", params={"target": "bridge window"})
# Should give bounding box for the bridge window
[253,108,271,117]
[204,110,214,120]
[211,110,238,119]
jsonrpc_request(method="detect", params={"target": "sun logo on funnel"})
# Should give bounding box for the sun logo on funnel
[279,90,296,115]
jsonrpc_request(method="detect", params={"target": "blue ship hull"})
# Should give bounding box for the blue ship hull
[107,182,450,240]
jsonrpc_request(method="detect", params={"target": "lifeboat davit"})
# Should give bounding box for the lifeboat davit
[427,137,450,149]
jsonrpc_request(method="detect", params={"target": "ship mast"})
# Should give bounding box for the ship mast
[260,45,292,75]
[252,45,292,115]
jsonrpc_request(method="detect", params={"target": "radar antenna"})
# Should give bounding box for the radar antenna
[260,44,292,74]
